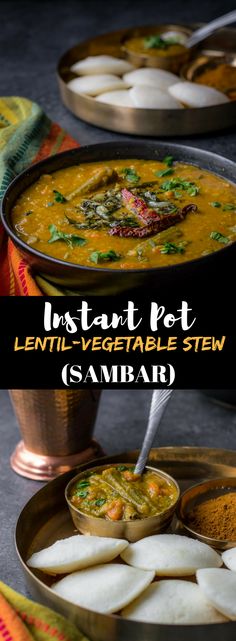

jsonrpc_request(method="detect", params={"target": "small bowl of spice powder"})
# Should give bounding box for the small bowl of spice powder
[177,477,236,550]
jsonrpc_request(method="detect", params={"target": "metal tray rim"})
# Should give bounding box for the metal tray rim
[15,446,236,640]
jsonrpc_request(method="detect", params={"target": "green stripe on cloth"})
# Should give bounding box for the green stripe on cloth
[0,97,51,198]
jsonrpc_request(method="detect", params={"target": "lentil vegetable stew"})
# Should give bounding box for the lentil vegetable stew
[69,465,178,521]
[12,158,236,269]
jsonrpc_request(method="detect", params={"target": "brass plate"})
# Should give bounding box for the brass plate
[57,25,236,136]
[16,447,236,640]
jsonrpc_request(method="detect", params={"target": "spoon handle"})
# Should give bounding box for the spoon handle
[186,10,236,49]
[134,389,173,475]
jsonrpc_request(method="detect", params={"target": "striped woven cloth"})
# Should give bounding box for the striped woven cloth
[0,97,78,295]
[0,581,88,641]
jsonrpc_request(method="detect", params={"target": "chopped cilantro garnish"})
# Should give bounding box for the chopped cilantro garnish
[48,224,86,248]
[144,35,168,49]
[163,155,174,167]
[75,490,88,498]
[161,242,185,254]
[90,249,121,264]
[94,498,106,507]
[210,231,229,244]
[155,168,174,178]
[160,178,199,196]
[117,465,127,472]
[75,480,90,488]
[211,202,221,208]
[223,203,236,211]
[121,167,140,183]
[53,189,67,203]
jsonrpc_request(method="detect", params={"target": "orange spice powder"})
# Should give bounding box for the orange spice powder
[196,63,236,97]
[187,492,236,541]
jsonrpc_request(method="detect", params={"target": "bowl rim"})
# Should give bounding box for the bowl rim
[177,476,236,545]
[1,140,236,277]
[65,461,180,524]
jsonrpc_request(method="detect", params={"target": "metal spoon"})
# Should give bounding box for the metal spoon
[134,389,173,475]
[186,10,236,49]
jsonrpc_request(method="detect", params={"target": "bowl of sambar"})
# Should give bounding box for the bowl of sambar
[65,463,180,542]
[2,141,236,293]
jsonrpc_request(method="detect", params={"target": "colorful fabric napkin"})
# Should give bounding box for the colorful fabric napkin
[0,97,78,296]
[0,581,89,641]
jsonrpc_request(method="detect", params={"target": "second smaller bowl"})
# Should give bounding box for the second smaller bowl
[177,477,236,550]
[65,463,180,542]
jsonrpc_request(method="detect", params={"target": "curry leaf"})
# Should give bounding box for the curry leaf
[53,189,67,203]
[90,249,121,264]
[155,168,174,178]
[160,242,185,254]
[223,203,236,211]
[210,201,221,208]
[121,167,140,183]
[210,231,229,244]
[94,498,106,507]
[163,155,174,167]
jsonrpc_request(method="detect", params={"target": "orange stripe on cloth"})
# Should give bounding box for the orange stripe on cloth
[19,611,68,640]
[33,123,78,163]
[0,593,33,641]
[9,241,43,296]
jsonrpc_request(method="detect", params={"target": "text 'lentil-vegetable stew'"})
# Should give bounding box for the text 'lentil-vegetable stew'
[12,158,236,269]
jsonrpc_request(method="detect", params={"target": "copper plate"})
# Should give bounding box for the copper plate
[57,24,236,136]
[16,447,236,640]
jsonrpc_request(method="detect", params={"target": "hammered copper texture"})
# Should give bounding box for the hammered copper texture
[9,390,101,455]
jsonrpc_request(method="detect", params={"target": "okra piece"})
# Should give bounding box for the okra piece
[66,167,119,201]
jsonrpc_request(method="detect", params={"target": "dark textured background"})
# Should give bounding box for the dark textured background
[1,0,236,610]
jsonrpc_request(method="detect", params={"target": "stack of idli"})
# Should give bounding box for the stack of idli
[26,531,236,623]
[68,55,132,99]
[67,55,229,109]
[27,533,154,614]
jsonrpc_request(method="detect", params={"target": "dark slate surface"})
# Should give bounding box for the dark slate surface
[1,0,236,614]
[1,387,236,595]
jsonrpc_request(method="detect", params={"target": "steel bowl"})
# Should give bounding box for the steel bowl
[2,141,236,294]
[121,25,192,73]
[65,462,180,542]
[177,477,236,550]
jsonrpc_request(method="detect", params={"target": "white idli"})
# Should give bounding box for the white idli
[169,81,229,107]
[52,563,155,614]
[222,547,236,571]
[130,85,183,109]
[27,534,128,575]
[121,534,222,576]
[123,67,179,90]
[96,90,133,107]
[71,55,134,76]
[67,75,128,96]
[122,580,227,624]
[197,568,236,620]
